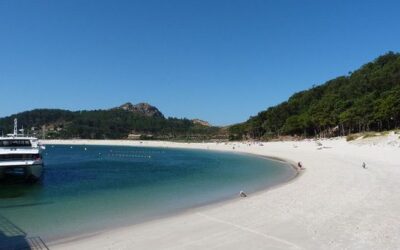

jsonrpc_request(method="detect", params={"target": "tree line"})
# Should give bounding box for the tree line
[0,109,223,140]
[229,52,400,140]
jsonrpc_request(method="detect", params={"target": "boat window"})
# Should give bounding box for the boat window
[0,140,32,147]
[0,154,40,160]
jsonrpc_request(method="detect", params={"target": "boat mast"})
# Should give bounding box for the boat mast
[13,118,18,136]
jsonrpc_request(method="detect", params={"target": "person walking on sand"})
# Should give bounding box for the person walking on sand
[297,162,303,169]
[362,162,366,169]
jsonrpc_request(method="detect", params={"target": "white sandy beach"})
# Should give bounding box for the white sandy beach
[44,133,400,250]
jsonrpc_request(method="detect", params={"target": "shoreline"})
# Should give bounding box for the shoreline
[43,140,300,244]
[42,143,299,245]
[44,138,400,249]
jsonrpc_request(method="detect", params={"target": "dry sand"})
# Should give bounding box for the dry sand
[44,133,400,249]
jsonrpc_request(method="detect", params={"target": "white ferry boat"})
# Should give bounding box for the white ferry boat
[0,119,45,181]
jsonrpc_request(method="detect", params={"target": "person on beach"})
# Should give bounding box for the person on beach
[239,191,247,197]
[298,162,303,169]
[362,162,366,169]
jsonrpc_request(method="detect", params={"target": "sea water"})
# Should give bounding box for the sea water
[0,145,295,242]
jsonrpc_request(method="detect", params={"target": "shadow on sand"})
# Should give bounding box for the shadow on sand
[0,214,49,250]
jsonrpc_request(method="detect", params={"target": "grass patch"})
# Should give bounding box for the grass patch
[346,131,390,141]
[362,132,380,139]
[346,134,359,141]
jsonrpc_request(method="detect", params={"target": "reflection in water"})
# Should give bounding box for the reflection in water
[0,181,43,199]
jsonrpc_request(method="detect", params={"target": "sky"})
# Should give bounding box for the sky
[1,0,400,125]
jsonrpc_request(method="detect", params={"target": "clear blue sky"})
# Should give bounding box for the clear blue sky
[1,0,399,125]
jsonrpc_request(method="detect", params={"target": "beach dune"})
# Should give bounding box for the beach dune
[45,137,400,250]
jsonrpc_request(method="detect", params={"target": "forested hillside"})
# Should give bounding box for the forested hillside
[229,52,400,140]
[0,104,224,140]
[2,53,399,141]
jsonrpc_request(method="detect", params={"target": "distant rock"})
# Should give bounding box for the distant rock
[116,102,164,118]
[192,119,211,127]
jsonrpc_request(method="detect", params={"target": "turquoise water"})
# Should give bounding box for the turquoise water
[0,145,295,242]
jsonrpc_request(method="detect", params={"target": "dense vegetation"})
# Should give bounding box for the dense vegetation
[229,52,400,140]
[0,108,224,140]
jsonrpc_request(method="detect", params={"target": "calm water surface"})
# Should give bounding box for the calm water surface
[0,145,295,241]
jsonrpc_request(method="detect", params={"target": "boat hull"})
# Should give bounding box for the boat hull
[0,162,43,181]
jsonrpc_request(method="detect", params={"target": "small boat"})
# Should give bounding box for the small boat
[0,119,45,181]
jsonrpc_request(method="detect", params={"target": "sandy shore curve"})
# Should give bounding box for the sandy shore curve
[43,137,400,250]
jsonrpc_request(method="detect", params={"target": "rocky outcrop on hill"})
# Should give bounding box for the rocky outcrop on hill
[117,102,164,118]
[192,119,211,127]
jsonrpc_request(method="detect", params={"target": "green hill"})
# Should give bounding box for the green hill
[2,52,399,141]
[229,52,400,140]
[0,103,225,141]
